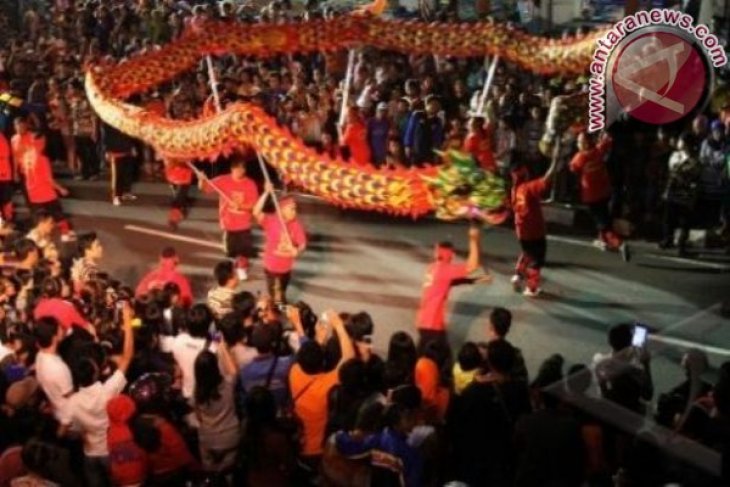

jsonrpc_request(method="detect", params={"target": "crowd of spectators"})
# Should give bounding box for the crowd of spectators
[0,237,729,486]
[0,1,727,486]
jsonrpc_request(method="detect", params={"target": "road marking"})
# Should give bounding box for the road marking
[125,225,223,251]
[546,234,604,249]
[547,235,730,271]
[643,253,730,271]
[649,334,730,356]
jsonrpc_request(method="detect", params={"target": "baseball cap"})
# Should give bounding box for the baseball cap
[711,119,725,132]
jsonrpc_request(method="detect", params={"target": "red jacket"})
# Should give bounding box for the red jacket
[569,139,612,204]
[135,258,193,306]
[512,177,549,241]
[0,133,11,182]
[107,395,149,486]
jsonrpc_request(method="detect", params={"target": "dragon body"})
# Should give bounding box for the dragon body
[86,14,603,219]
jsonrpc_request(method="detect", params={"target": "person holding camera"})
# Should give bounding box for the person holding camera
[289,309,355,470]
[592,323,654,415]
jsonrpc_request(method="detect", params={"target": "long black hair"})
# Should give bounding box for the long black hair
[194,350,222,405]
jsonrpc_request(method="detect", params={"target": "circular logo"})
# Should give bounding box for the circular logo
[611,31,707,125]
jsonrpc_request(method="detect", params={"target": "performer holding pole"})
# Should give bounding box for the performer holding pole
[165,159,194,229]
[199,157,260,281]
[253,181,307,305]
[510,148,562,297]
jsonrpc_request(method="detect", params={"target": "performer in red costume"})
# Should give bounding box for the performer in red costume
[253,183,307,305]
[416,223,486,352]
[569,131,631,262]
[164,159,194,229]
[201,157,259,281]
[510,154,561,297]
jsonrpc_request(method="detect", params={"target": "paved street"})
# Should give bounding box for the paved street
[60,180,730,393]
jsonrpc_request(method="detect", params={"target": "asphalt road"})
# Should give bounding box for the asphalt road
[60,179,730,394]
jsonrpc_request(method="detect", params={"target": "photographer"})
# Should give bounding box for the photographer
[592,323,654,415]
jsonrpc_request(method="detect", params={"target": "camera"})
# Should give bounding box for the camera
[632,323,648,348]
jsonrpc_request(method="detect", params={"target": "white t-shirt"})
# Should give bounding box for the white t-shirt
[171,333,215,399]
[35,351,73,420]
[59,370,127,457]
[0,342,13,363]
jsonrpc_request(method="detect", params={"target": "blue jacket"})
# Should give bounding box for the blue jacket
[403,111,444,164]
[335,428,422,487]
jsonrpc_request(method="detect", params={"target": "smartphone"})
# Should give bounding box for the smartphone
[632,324,648,348]
[320,311,329,325]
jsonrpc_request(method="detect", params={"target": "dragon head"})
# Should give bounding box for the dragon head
[423,150,509,224]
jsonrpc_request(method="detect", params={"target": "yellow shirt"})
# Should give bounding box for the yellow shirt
[453,363,478,395]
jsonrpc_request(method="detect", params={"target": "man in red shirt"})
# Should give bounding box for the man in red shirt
[416,223,484,352]
[164,159,193,229]
[253,183,307,305]
[510,154,561,297]
[463,116,496,173]
[202,157,259,281]
[135,247,193,307]
[11,116,72,238]
[569,132,630,261]
[0,131,13,222]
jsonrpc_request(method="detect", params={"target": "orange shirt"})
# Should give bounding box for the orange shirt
[343,121,371,166]
[415,357,450,422]
[289,364,339,456]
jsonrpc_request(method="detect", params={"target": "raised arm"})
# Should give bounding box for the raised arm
[543,146,564,183]
[253,182,273,225]
[465,223,481,274]
[327,310,354,369]
[217,340,237,378]
[116,302,135,374]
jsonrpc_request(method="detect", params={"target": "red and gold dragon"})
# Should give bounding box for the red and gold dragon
[86,6,602,221]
